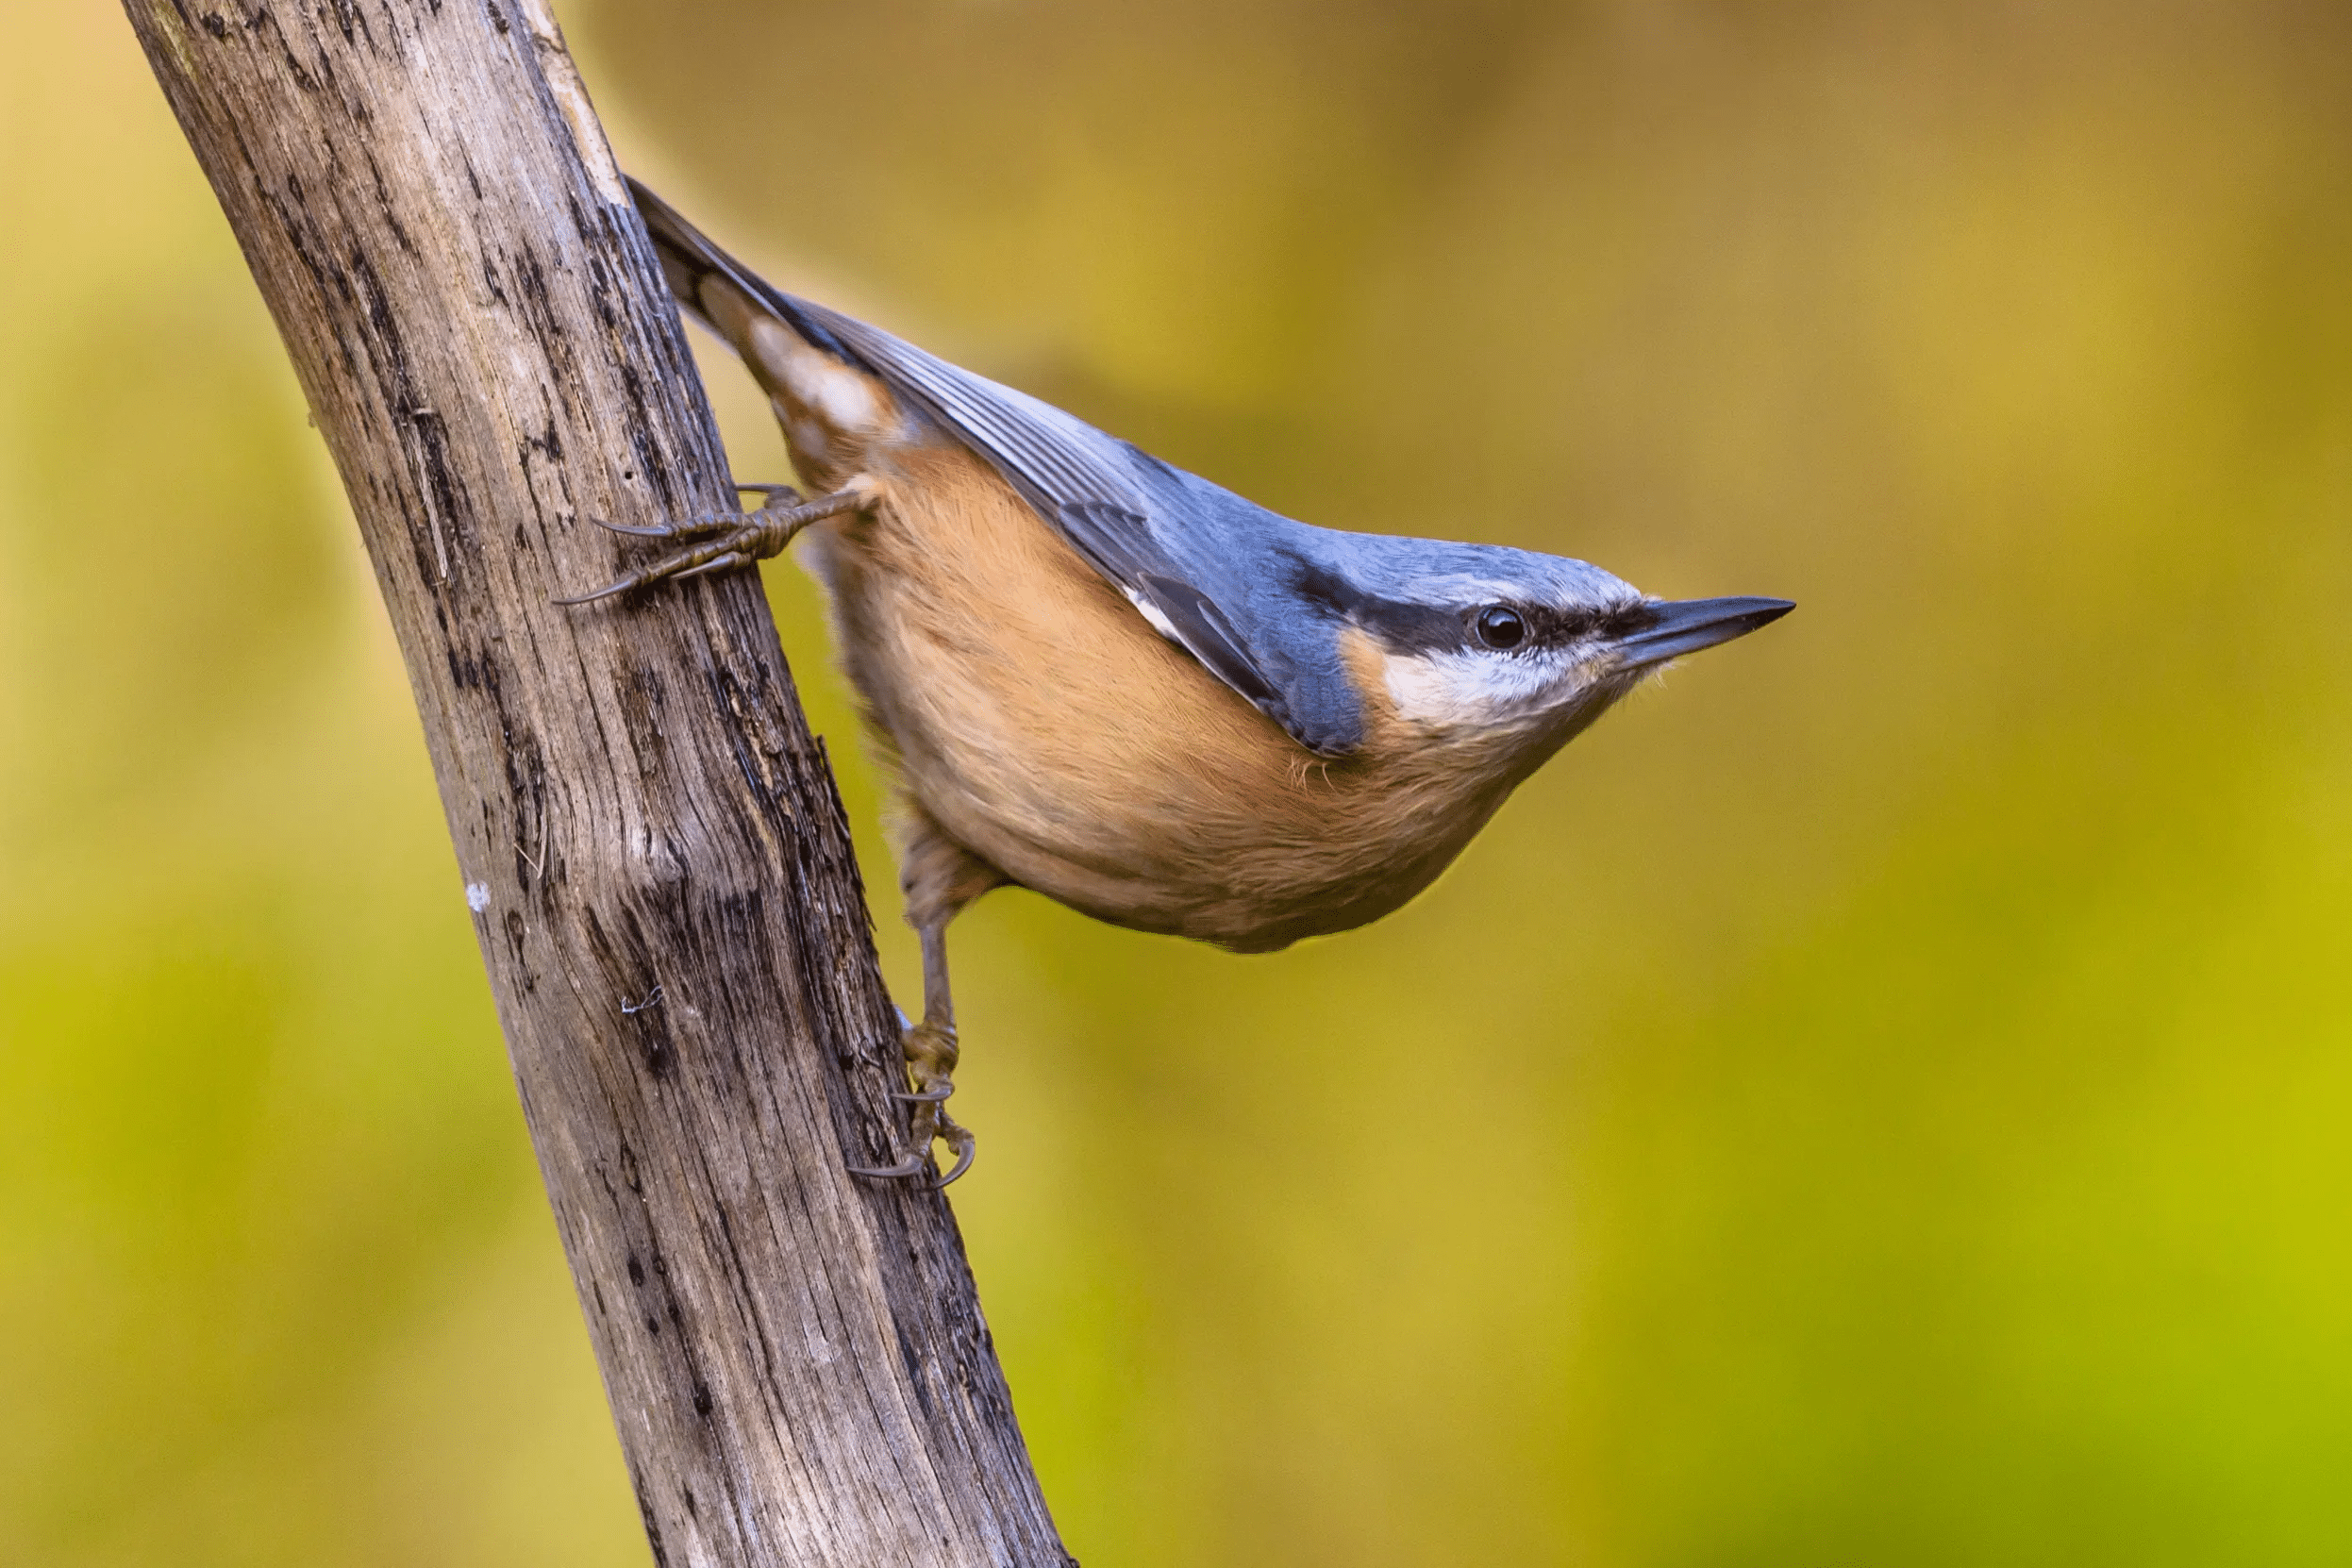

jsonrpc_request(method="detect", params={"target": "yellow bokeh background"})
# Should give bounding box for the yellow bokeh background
[5,2,2349,1563]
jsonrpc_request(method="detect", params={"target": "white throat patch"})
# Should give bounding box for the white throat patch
[1381,646,1594,734]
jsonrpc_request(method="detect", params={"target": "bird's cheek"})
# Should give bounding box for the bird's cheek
[1379,651,1535,734]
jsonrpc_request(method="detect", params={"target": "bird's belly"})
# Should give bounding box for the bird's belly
[800,448,1499,951]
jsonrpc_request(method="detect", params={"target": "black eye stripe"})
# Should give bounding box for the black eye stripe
[1277,551,1659,654]
[1470,601,1660,651]
[1524,602,1660,646]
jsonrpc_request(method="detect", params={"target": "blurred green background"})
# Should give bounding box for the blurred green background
[5,1,2350,1563]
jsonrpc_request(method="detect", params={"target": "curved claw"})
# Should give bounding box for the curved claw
[552,535,756,604]
[846,1154,930,1180]
[931,1136,977,1189]
[551,575,642,607]
[892,1086,955,1104]
[734,481,801,503]
[587,515,681,538]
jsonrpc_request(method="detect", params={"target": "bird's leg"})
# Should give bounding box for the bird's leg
[848,915,976,1185]
[849,813,1005,1187]
[554,481,867,604]
[908,918,975,1178]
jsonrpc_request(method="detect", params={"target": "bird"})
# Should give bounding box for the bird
[563,176,1793,1186]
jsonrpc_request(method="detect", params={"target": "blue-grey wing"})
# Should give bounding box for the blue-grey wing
[628,176,1362,754]
[794,301,1371,753]
[1051,498,1365,757]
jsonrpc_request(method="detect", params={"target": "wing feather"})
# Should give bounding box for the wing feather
[629,176,1362,756]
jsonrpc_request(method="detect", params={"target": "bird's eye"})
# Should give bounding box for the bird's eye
[1475,606,1526,650]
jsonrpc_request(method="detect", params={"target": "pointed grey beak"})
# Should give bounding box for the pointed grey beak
[1616,595,1793,671]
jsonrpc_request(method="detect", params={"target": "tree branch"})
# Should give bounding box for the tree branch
[121,1,1070,1561]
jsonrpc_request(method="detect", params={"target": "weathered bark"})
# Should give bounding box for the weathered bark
[121,1,1070,1562]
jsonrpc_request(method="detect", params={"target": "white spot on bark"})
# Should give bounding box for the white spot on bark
[465,881,492,912]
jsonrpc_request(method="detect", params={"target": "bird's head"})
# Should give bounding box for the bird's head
[1297,534,1791,762]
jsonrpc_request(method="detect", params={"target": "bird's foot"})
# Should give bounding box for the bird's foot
[554,482,864,604]
[847,1018,976,1187]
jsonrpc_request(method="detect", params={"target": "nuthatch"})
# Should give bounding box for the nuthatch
[564,178,1793,1185]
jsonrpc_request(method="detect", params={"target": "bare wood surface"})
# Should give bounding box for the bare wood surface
[120,1,1070,1562]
